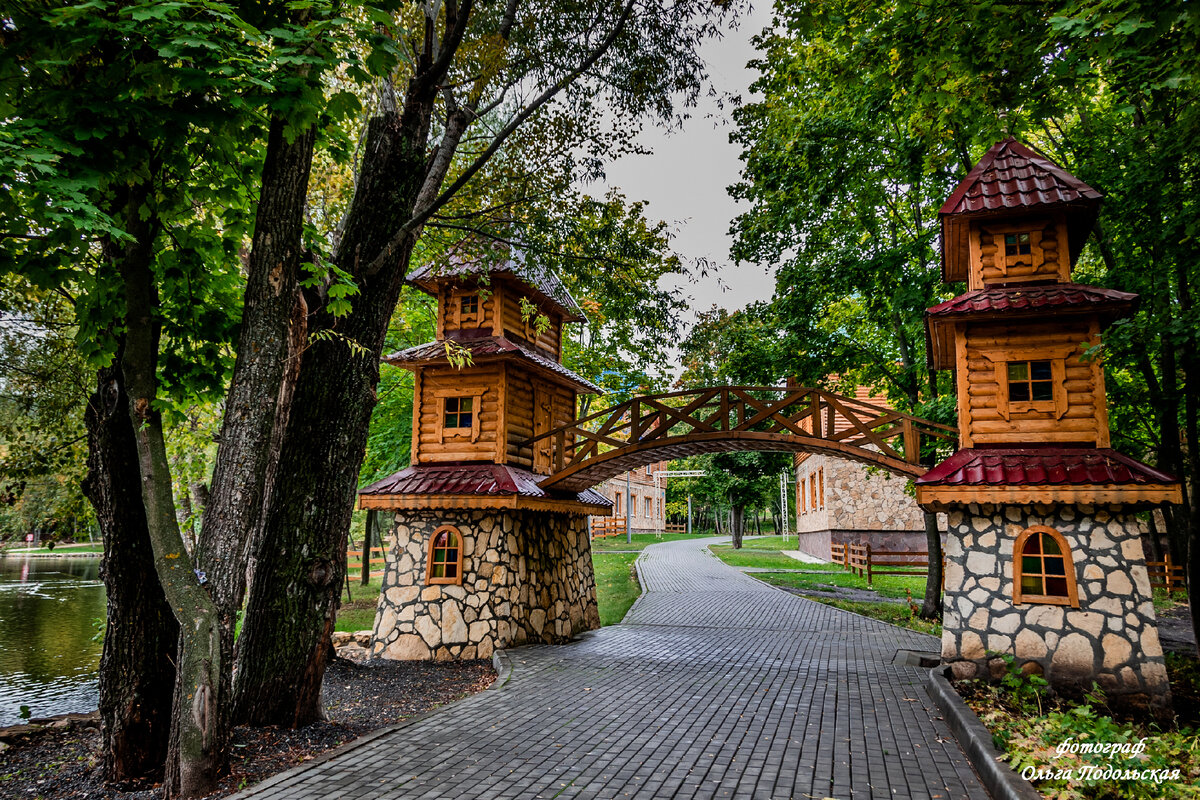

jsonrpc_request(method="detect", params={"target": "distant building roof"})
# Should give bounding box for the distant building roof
[915,447,1176,488]
[940,138,1103,282]
[385,334,602,394]
[359,463,610,508]
[925,284,1138,369]
[407,246,585,323]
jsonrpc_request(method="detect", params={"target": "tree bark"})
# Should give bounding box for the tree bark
[920,509,943,619]
[113,189,224,799]
[731,505,744,549]
[233,106,430,726]
[84,351,179,785]
[190,116,315,762]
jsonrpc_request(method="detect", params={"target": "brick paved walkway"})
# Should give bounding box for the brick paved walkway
[238,538,988,800]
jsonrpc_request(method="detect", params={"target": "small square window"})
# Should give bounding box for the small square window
[460,294,478,317]
[444,396,474,429]
[1004,232,1032,256]
[1008,360,1053,403]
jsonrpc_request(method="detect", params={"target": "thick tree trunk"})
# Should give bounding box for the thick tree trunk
[84,354,179,785]
[731,505,744,549]
[189,117,315,764]
[113,193,224,799]
[234,107,429,726]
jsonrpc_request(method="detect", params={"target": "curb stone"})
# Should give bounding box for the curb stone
[927,666,1043,800]
[490,648,512,689]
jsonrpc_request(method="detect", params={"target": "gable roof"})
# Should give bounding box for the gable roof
[940,138,1103,282]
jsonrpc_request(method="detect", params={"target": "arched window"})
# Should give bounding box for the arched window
[426,526,464,585]
[1013,526,1078,607]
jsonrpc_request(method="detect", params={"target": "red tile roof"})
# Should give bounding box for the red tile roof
[927,283,1137,318]
[925,283,1138,370]
[385,335,602,394]
[916,448,1176,488]
[940,138,1102,216]
[359,463,611,507]
[939,138,1102,282]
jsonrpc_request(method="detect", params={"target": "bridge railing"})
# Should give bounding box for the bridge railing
[528,385,956,478]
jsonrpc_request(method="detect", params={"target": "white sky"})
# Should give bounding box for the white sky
[599,4,777,326]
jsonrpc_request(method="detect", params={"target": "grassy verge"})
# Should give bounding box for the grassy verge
[337,577,383,632]
[956,654,1200,798]
[809,597,941,637]
[1,542,104,555]
[592,552,641,626]
[754,569,928,600]
[590,532,716,552]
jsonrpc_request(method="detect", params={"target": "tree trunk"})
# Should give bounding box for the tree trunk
[234,106,429,726]
[84,353,179,785]
[362,510,376,585]
[920,510,943,619]
[731,505,744,549]
[113,191,224,799]
[190,116,315,764]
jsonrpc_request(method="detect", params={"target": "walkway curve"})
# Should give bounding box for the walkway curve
[236,538,987,800]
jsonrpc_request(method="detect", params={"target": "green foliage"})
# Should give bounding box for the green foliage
[958,655,1200,798]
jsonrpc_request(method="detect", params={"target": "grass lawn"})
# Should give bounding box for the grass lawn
[590,532,717,552]
[337,576,383,632]
[2,542,104,556]
[755,569,928,600]
[592,551,641,626]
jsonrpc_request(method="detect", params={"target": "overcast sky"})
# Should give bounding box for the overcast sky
[599,4,777,327]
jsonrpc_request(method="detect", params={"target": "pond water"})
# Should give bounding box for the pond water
[0,556,105,726]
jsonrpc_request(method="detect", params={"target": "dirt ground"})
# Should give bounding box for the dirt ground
[0,657,495,800]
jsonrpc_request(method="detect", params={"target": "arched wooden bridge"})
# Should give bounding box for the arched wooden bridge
[526,386,957,493]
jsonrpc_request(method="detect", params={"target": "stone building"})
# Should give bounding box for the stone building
[915,139,1179,711]
[794,386,935,558]
[358,248,610,661]
[592,462,669,533]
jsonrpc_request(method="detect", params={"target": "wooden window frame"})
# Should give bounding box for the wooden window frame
[426,525,464,586]
[451,290,481,328]
[818,468,825,509]
[1013,525,1079,607]
[977,346,1074,421]
[980,220,1045,280]
[436,389,484,443]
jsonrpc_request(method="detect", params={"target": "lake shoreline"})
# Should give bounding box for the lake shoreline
[0,551,102,560]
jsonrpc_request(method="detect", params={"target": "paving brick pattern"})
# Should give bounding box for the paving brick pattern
[237,538,987,800]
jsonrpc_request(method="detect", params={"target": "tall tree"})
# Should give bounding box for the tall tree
[234,0,735,726]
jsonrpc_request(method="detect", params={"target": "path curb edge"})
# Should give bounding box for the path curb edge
[926,666,1043,800]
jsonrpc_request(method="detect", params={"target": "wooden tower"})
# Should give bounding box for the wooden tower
[916,139,1178,711]
[358,249,608,661]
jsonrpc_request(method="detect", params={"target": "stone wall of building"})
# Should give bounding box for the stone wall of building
[941,503,1169,713]
[370,508,600,661]
[794,455,941,558]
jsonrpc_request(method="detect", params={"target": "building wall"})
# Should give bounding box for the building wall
[794,453,939,558]
[592,462,668,533]
[371,508,599,661]
[941,503,1169,713]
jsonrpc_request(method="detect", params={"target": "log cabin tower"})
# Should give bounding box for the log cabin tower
[358,251,609,661]
[916,139,1180,711]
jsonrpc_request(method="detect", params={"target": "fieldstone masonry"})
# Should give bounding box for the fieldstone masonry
[941,502,1170,712]
[371,509,600,661]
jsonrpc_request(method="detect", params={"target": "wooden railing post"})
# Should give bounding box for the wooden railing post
[903,419,919,464]
[866,544,873,587]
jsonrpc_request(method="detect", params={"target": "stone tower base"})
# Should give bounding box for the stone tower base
[941,503,1170,713]
[370,508,600,661]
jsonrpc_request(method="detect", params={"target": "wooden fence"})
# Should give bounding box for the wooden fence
[346,549,388,579]
[1148,555,1186,595]
[834,543,937,587]
[591,518,628,538]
